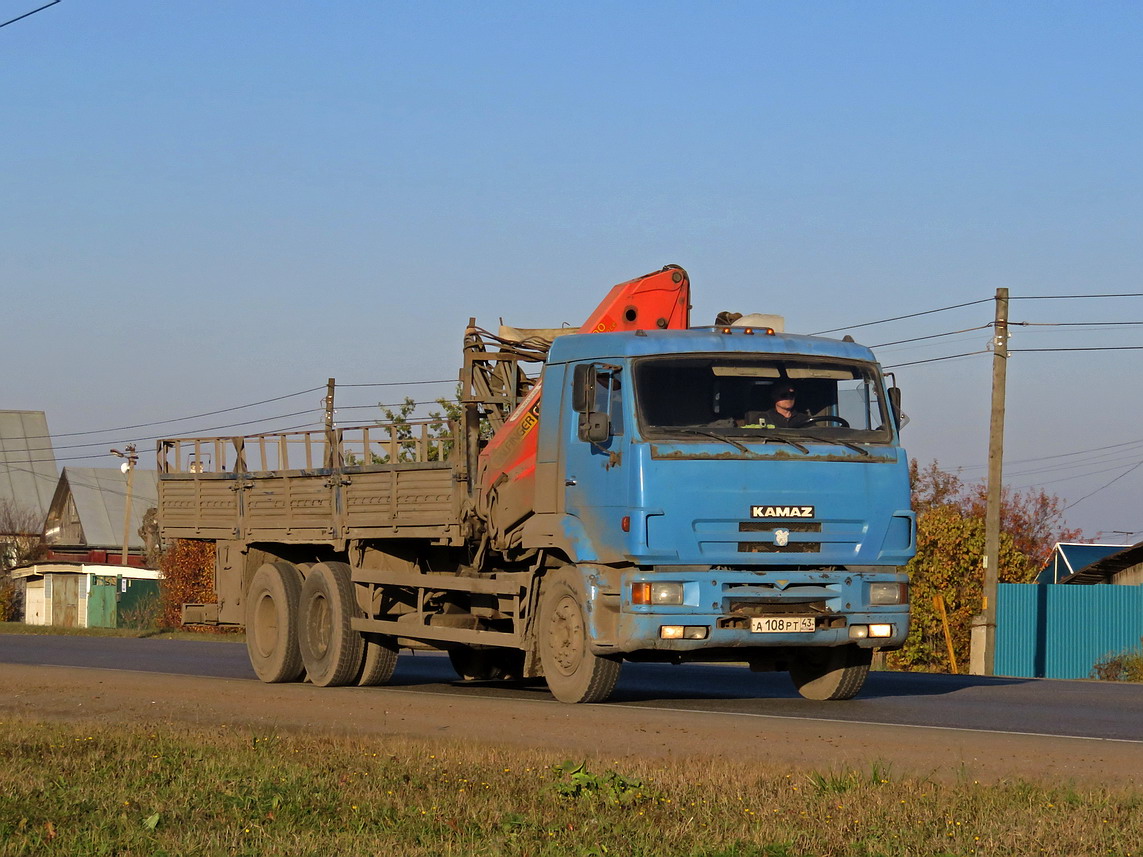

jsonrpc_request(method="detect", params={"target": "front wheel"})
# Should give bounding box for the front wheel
[357,633,399,687]
[538,567,620,703]
[789,645,872,700]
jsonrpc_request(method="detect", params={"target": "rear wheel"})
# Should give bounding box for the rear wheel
[245,562,305,683]
[298,562,365,687]
[538,567,620,703]
[789,645,872,700]
[357,633,399,686]
[449,646,525,681]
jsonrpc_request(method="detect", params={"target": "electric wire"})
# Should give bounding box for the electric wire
[1011,347,1143,353]
[869,324,991,349]
[954,437,1143,472]
[19,379,456,446]
[1011,462,1143,490]
[1062,460,1143,511]
[1015,321,1143,327]
[338,379,454,388]
[0,0,59,29]
[20,386,326,441]
[881,350,989,369]
[1011,293,1143,300]
[809,298,993,336]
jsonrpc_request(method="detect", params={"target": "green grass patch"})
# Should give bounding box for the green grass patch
[0,718,1139,856]
[0,622,243,642]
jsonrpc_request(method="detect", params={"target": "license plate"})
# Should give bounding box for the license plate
[750,616,815,633]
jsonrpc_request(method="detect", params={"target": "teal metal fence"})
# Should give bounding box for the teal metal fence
[996,583,1143,679]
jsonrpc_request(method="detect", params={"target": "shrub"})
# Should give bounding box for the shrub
[158,540,216,629]
[1091,638,1143,682]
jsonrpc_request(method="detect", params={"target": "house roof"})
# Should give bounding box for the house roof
[11,561,163,581]
[0,410,58,521]
[44,467,159,549]
[1059,541,1143,585]
[1037,542,1132,584]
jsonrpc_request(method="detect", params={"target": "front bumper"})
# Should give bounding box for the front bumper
[586,567,910,654]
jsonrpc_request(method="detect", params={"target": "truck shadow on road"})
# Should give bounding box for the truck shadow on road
[388,657,1033,705]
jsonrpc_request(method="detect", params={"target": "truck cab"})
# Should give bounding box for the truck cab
[529,325,913,697]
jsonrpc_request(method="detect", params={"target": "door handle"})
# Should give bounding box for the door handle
[565,477,577,486]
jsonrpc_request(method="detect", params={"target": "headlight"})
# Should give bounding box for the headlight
[631,582,684,605]
[868,582,908,605]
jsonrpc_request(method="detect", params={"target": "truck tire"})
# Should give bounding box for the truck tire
[538,567,621,703]
[298,562,365,687]
[448,646,525,681]
[789,645,872,700]
[357,633,399,687]
[245,562,305,684]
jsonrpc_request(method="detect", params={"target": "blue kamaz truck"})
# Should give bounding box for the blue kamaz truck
[158,266,913,703]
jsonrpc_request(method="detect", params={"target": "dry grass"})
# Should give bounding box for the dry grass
[0,718,1140,856]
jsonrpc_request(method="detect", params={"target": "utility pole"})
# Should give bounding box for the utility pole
[323,378,337,469]
[982,288,1009,675]
[110,444,139,567]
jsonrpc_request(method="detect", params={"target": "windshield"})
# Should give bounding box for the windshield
[634,355,894,444]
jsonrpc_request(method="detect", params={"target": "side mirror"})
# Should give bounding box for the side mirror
[572,364,593,413]
[580,412,611,444]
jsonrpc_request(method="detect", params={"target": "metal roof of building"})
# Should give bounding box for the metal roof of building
[0,410,58,521]
[1038,542,1135,584]
[43,467,159,549]
[1059,542,1143,585]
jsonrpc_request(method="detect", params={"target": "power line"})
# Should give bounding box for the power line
[1010,347,1143,353]
[339,379,455,388]
[810,298,992,336]
[1015,321,1143,327]
[882,350,988,369]
[17,408,321,455]
[21,379,456,444]
[1012,293,1143,300]
[21,386,326,441]
[0,0,59,29]
[960,436,1143,471]
[869,324,991,349]
[1011,462,1143,489]
[1063,460,1143,511]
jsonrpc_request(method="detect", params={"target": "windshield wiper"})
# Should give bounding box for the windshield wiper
[801,433,872,457]
[672,427,754,454]
[757,432,810,455]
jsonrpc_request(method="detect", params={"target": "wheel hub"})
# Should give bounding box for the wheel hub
[548,595,585,676]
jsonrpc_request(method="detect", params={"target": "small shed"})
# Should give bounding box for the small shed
[12,563,163,628]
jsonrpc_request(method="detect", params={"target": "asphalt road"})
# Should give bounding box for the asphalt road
[3,633,1141,743]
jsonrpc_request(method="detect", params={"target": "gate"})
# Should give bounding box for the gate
[88,576,119,628]
[995,583,1143,679]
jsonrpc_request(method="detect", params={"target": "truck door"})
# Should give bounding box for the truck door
[562,363,629,559]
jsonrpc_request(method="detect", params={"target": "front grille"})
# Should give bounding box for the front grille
[738,541,821,553]
[739,521,821,533]
[727,600,828,615]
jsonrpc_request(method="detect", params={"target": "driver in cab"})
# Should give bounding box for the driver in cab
[740,383,810,429]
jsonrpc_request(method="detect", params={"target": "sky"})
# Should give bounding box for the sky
[3,1,1142,540]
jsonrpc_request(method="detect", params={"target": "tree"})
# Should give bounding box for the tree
[0,499,46,621]
[0,499,44,571]
[888,460,1083,673]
